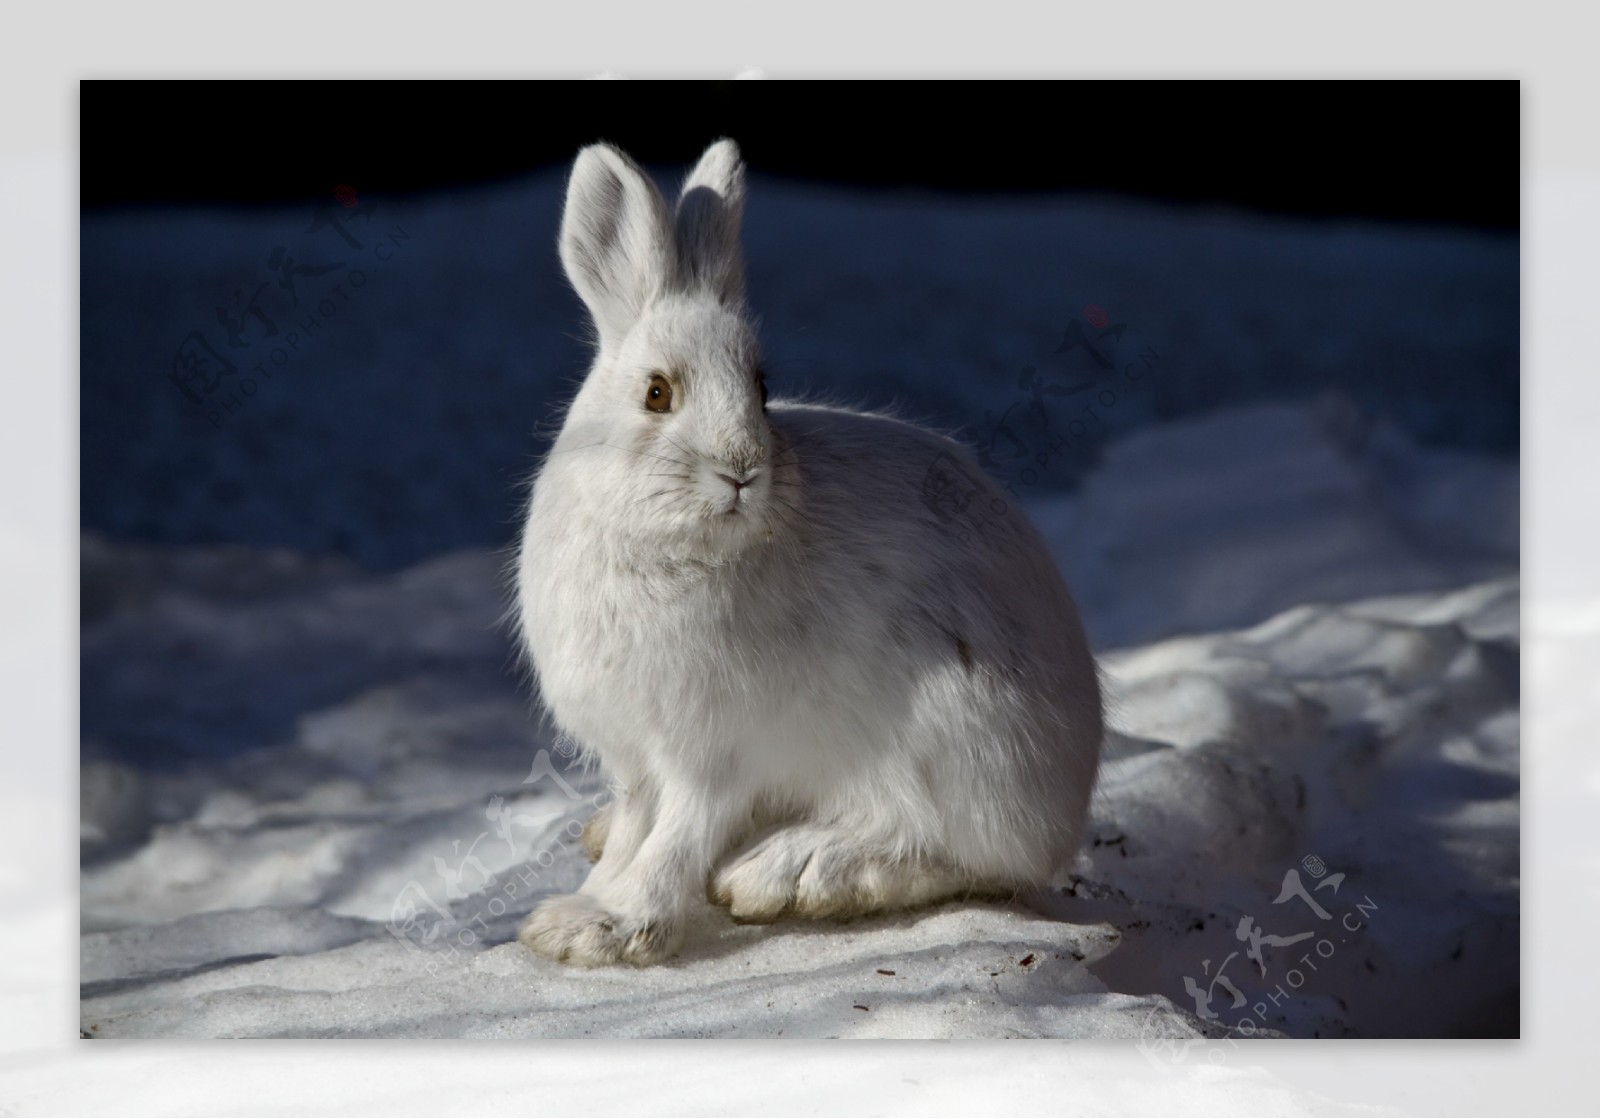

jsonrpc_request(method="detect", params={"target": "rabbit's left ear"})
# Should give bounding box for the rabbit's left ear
[674,138,746,305]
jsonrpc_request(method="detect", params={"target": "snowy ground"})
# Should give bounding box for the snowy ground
[79,400,1519,1040]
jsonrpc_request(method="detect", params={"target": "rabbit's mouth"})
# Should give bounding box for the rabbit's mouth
[702,464,763,518]
[716,488,749,518]
[712,492,751,521]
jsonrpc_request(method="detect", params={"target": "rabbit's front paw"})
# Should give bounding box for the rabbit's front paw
[517,893,679,967]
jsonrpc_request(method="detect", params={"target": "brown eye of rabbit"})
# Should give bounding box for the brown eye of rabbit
[644,373,673,414]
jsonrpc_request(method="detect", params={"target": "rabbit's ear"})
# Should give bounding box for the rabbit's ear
[559,143,674,351]
[674,138,746,305]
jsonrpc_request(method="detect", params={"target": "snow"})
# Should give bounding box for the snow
[79,399,1518,1040]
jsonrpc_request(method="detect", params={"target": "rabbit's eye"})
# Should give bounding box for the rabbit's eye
[645,373,673,414]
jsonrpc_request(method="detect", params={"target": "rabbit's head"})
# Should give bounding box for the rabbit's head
[550,139,790,559]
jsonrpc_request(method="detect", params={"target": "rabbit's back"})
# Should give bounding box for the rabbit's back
[769,402,1095,692]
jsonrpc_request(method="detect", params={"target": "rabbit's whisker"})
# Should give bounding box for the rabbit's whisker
[630,488,674,507]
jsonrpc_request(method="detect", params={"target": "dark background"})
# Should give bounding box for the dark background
[81,81,1520,570]
[85,81,1517,228]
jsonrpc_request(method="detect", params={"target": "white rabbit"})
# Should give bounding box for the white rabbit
[514,139,1102,966]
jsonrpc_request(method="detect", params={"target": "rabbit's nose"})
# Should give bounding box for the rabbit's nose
[716,470,754,494]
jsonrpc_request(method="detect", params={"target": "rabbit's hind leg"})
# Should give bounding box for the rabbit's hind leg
[708,824,974,923]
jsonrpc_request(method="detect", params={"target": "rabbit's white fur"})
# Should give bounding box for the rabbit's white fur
[515,140,1102,966]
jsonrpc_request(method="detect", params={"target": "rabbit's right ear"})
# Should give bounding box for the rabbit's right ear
[559,144,674,352]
